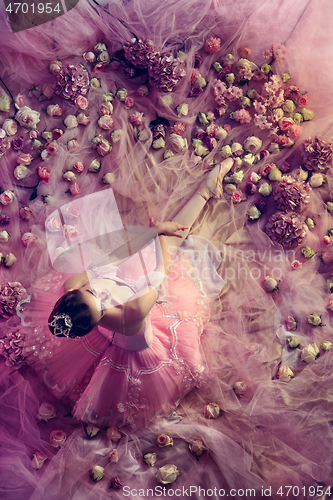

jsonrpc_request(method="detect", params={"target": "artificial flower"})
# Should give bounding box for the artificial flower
[156,464,180,485]
[213,62,223,72]
[18,206,30,221]
[46,141,58,154]
[247,205,262,221]
[242,154,255,167]
[143,452,157,466]
[169,133,187,153]
[286,316,298,331]
[42,83,55,98]
[21,233,36,247]
[64,115,78,128]
[310,173,325,188]
[31,452,47,470]
[63,171,77,183]
[98,116,114,129]
[137,85,149,96]
[189,438,205,456]
[17,153,33,165]
[38,166,51,183]
[156,434,173,448]
[90,465,104,482]
[0,190,14,205]
[90,78,100,88]
[224,184,237,195]
[301,246,316,258]
[37,403,57,421]
[129,111,145,126]
[320,340,332,350]
[233,381,247,397]
[11,135,24,151]
[221,145,232,158]
[277,366,294,381]
[323,235,332,246]
[109,450,119,464]
[204,402,220,419]
[327,202,333,213]
[15,106,40,129]
[85,425,99,438]
[243,136,262,153]
[268,168,282,181]
[307,313,323,327]
[288,335,300,348]
[0,96,10,112]
[321,251,332,264]
[302,108,314,121]
[263,275,279,292]
[301,343,320,363]
[69,183,80,195]
[116,89,128,101]
[258,182,272,197]
[50,430,67,448]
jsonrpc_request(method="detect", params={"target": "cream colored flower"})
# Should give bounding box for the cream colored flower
[143,452,157,466]
[89,465,104,482]
[277,366,294,381]
[301,343,320,363]
[156,464,179,485]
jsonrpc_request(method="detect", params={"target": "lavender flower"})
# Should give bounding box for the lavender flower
[301,136,333,171]
[149,54,186,92]
[0,331,26,368]
[265,211,308,247]
[11,135,24,151]
[53,64,89,101]
[124,38,160,69]
[274,175,311,213]
[0,282,28,318]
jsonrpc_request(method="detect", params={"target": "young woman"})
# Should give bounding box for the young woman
[21,159,232,429]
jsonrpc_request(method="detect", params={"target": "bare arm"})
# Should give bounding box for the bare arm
[63,272,90,292]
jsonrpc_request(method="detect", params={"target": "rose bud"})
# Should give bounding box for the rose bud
[245,182,256,195]
[277,366,294,381]
[85,425,100,438]
[69,183,80,195]
[14,165,29,180]
[301,246,316,258]
[49,60,62,74]
[31,452,47,470]
[63,171,77,183]
[232,190,244,204]
[288,335,301,348]
[323,235,332,246]
[83,51,96,63]
[110,129,123,144]
[73,162,84,173]
[291,260,302,270]
[258,182,272,197]
[38,166,51,183]
[263,276,279,292]
[0,230,10,243]
[21,232,37,247]
[102,173,115,184]
[109,449,119,464]
[3,118,18,136]
[42,83,54,99]
[204,402,220,419]
[326,202,333,213]
[37,402,57,421]
[77,113,90,126]
[310,173,325,188]
[143,452,157,466]
[47,104,62,117]
[233,381,247,397]
[46,141,59,154]
[250,171,261,184]
[75,96,88,110]
[268,168,282,182]
[97,139,112,156]
[285,315,297,332]
[17,153,33,165]
[156,464,180,485]
[98,116,114,130]
[46,217,61,232]
[156,434,173,448]
[89,465,104,482]
[189,438,204,456]
[5,253,17,267]
[0,190,14,205]
[109,476,122,489]
[0,214,10,225]
[50,430,67,448]
[305,217,315,230]
[52,128,64,140]
[106,426,121,443]
[89,159,101,173]
[67,139,80,152]
[321,251,332,264]
[41,149,50,161]
[247,205,261,221]
[64,115,78,129]
[301,343,320,363]
[14,93,25,109]
[320,340,332,351]
[307,313,322,327]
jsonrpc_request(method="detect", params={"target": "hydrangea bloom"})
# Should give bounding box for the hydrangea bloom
[124,38,160,69]
[265,211,308,247]
[0,331,26,368]
[0,282,28,318]
[149,54,186,92]
[301,136,333,171]
[53,64,89,101]
[274,175,311,212]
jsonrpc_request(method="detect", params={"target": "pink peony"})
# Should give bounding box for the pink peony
[148,54,186,92]
[50,430,67,448]
[0,282,28,319]
[204,36,221,54]
[170,122,186,135]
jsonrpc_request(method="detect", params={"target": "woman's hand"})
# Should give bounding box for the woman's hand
[149,217,188,238]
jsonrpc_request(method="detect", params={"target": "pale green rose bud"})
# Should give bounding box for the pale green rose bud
[103,92,115,102]
[163,149,175,160]
[292,112,303,124]
[302,108,314,121]
[195,143,209,157]
[326,201,333,213]
[268,168,282,181]
[176,103,188,117]
[32,139,43,151]
[247,205,261,220]
[224,184,237,195]
[88,159,101,172]
[225,73,235,85]
[241,96,251,108]
[195,76,206,88]
[247,89,257,99]
[152,137,165,149]
[307,313,322,326]
[198,112,209,125]
[116,88,128,101]
[305,217,315,230]
[258,182,272,197]
[282,99,296,114]
[0,96,10,112]
[213,62,223,72]
[281,72,291,83]
[288,335,300,348]
[221,145,232,158]
[321,340,332,350]
[89,465,105,482]
[90,78,100,88]
[242,154,255,167]
[261,63,271,74]
[293,167,308,182]
[232,170,244,184]
[277,366,294,381]
[302,246,316,258]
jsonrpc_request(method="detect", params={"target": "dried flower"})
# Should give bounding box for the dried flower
[288,335,300,348]
[109,449,119,464]
[189,438,205,456]
[320,340,332,351]
[143,452,157,466]
[204,402,220,419]
[149,54,185,92]
[301,136,333,171]
[307,313,323,327]
[0,330,26,367]
[233,381,247,397]
[31,452,47,470]
[274,176,311,213]
[109,476,123,489]
[263,276,279,292]
[156,434,173,448]
[277,366,294,381]
[50,430,66,448]
[301,246,316,258]
[124,38,160,68]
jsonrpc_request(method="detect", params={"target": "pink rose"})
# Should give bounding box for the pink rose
[21,232,37,247]
[321,251,332,264]
[129,111,144,126]
[75,95,88,110]
[250,171,260,184]
[106,426,121,442]
[287,124,303,141]
[98,116,114,130]
[17,153,33,165]
[156,434,173,448]
[327,298,333,311]
[64,115,78,129]
[109,449,119,464]
[278,117,294,132]
[47,104,62,117]
[100,102,113,116]
[204,402,220,419]
[3,119,17,136]
[37,402,57,421]
[64,225,79,239]
[0,190,14,205]
[205,36,221,54]
[232,190,243,204]
[298,95,308,106]
[124,97,135,109]
[189,439,204,456]
[67,139,80,152]
[19,206,32,221]
[15,106,40,129]
[49,60,62,74]
[14,93,25,109]
[291,260,302,270]
[238,47,252,58]
[29,130,38,140]
[50,430,67,448]
[285,315,297,331]
[323,235,332,246]
[69,183,80,195]
[77,113,90,126]
[224,124,231,133]
[46,141,58,154]
[73,161,84,173]
[83,52,96,64]
[46,217,61,232]
[31,452,47,469]
[52,128,64,140]
[42,83,54,99]
[278,135,294,148]
[97,140,111,156]
[38,166,51,183]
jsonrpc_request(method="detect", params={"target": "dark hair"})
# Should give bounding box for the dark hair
[48,290,96,338]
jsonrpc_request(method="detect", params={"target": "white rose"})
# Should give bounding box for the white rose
[237,58,257,72]
[302,108,314,121]
[263,275,278,292]
[231,142,243,156]
[176,103,188,117]
[169,133,188,153]
[195,75,206,88]
[37,402,57,421]
[143,452,157,467]
[97,50,110,65]
[90,78,100,89]
[225,184,237,195]
[14,164,29,180]
[83,52,96,63]
[307,313,322,326]
[5,253,16,267]
[288,335,300,348]
[233,381,247,396]
[63,171,77,183]
[221,145,232,158]
[310,173,324,188]
[247,205,261,220]
[293,167,308,182]
[156,464,179,485]
[152,137,165,150]
[3,118,17,136]
[98,116,114,130]
[94,41,107,53]
[320,340,332,351]
[232,170,244,184]
[242,153,255,167]
[0,96,10,112]
[89,465,104,482]
[86,425,100,438]
[268,168,282,181]
[215,126,228,140]
[42,131,53,141]
[110,129,123,144]
[0,230,10,242]
[301,343,320,363]
[163,149,174,160]
[64,115,78,129]
[77,113,90,126]
[15,106,40,129]
[258,182,272,197]
[277,366,294,381]
[88,160,101,172]
[221,53,235,65]
[102,172,115,184]
[194,143,209,157]
[244,136,262,153]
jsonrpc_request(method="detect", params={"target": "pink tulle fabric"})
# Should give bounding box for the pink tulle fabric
[1,0,333,498]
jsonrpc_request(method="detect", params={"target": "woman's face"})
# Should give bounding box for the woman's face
[78,283,105,324]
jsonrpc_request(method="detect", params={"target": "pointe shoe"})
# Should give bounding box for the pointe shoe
[196,158,234,200]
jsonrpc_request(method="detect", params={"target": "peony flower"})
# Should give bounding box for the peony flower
[310,173,324,188]
[14,165,29,180]
[3,119,17,136]
[301,136,333,172]
[38,403,57,421]
[38,166,51,183]
[109,449,119,464]
[64,115,78,128]
[307,313,323,327]
[21,232,36,247]
[0,190,14,205]
[288,335,300,348]
[233,381,247,397]
[277,366,294,381]
[109,476,123,489]
[301,343,320,363]
[302,246,316,258]
[320,340,332,350]
[143,452,157,466]
[5,253,17,267]
[67,139,80,152]
[90,465,104,482]
[46,104,62,117]
[86,425,100,438]
[31,452,47,470]
[156,464,179,485]
[106,426,121,442]
[50,430,67,448]
[156,434,173,448]
[258,182,272,197]
[189,438,205,456]
[77,113,90,126]
[15,106,40,129]
[204,402,220,419]
[263,275,279,292]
